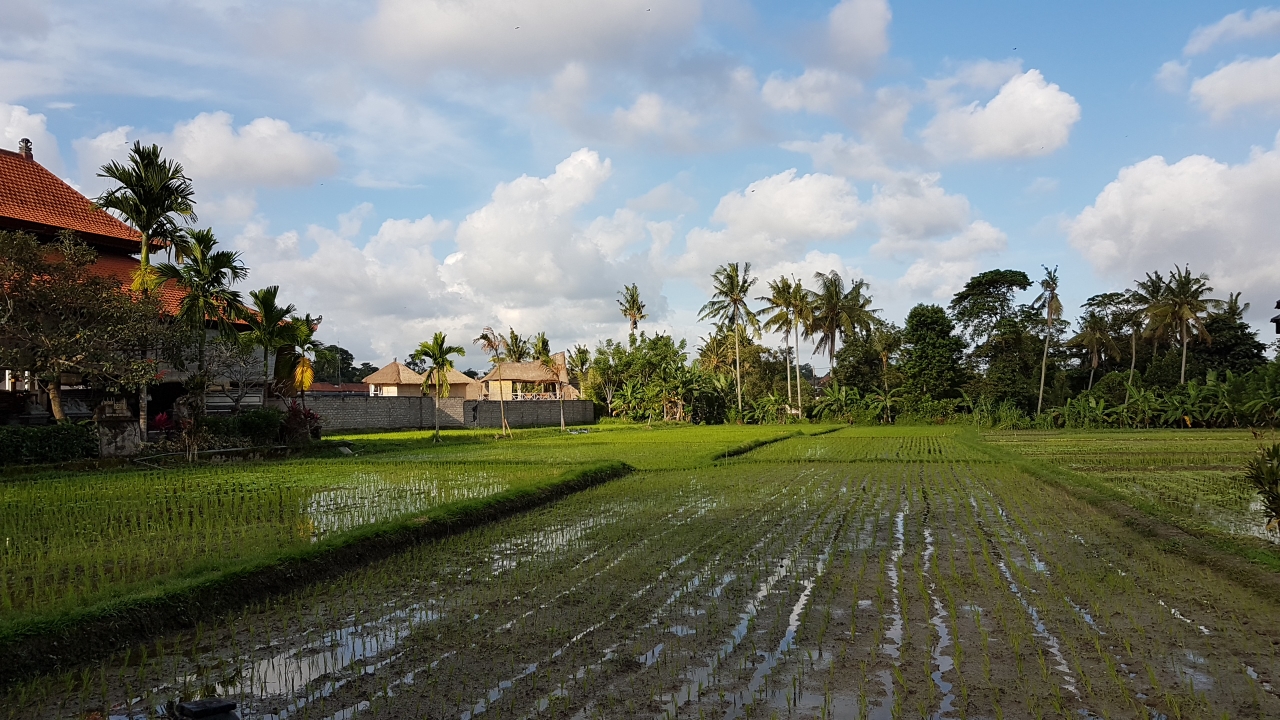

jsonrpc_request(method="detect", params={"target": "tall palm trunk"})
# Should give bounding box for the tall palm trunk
[733,328,742,419]
[497,365,509,436]
[794,330,804,418]
[1088,362,1096,391]
[784,328,793,405]
[433,377,441,443]
[1126,330,1137,404]
[1180,322,1189,385]
[1036,326,1051,415]
[559,381,566,431]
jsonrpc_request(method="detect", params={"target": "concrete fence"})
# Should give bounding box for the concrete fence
[297,395,595,432]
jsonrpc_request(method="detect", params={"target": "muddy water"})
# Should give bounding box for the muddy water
[12,448,1280,720]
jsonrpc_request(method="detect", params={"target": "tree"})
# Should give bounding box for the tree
[95,141,197,434]
[900,304,966,400]
[869,323,903,396]
[699,262,759,417]
[568,344,592,386]
[758,276,803,407]
[0,231,167,421]
[1132,271,1170,359]
[205,333,258,413]
[288,314,323,411]
[618,283,648,334]
[474,326,510,436]
[1032,266,1063,414]
[1151,265,1217,385]
[1189,292,1267,377]
[531,331,551,361]
[948,269,1033,346]
[504,328,531,363]
[1067,311,1119,390]
[314,345,356,385]
[807,270,877,375]
[238,286,296,403]
[413,332,466,442]
[154,228,247,376]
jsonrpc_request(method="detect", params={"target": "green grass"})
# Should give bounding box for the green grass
[740,424,990,463]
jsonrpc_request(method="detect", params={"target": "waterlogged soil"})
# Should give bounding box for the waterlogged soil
[11,431,1280,719]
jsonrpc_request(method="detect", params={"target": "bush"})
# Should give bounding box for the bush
[202,408,285,446]
[0,423,98,465]
[281,402,321,446]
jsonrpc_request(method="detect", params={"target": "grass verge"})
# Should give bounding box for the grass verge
[958,429,1280,601]
[0,460,632,686]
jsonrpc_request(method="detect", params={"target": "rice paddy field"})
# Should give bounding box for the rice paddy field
[6,424,1280,719]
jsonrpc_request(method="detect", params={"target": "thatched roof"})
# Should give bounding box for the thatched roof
[480,361,561,384]
[424,367,481,386]
[362,360,425,385]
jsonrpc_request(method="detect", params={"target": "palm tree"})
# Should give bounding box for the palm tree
[95,141,197,290]
[698,262,759,416]
[1067,311,1119,390]
[239,286,296,404]
[1132,271,1170,358]
[155,229,248,375]
[868,323,902,396]
[504,328,531,362]
[568,344,592,386]
[413,332,466,442]
[807,271,877,374]
[1032,265,1062,415]
[474,326,510,436]
[618,283,648,334]
[791,278,813,417]
[531,331,551,360]
[758,276,801,405]
[1151,265,1217,385]
[95,141,197,434]
[289,314,323,411]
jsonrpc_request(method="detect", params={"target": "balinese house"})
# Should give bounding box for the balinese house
[0,138,190,422]
[364,361,426,397]
[423,367,484,400]
[479,352,580,401]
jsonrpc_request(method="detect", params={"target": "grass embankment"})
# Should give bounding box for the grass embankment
[0,460,631,685]
[963,428,1280,595]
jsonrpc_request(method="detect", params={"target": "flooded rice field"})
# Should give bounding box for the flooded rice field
[11,432,1280,719]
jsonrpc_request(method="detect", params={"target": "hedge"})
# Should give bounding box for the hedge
[0,423,98,465]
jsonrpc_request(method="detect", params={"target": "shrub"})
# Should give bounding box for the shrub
[0,423,98,465]
[232,408,286,446]
[281,402,321,446]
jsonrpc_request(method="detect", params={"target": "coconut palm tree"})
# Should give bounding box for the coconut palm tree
[474,326,510,436]
[698,262,759,416]
[868,323,903,396]
[1151,265,1217,385]
[504,328,531,363]
[569,344,592,386]
[758,276,801,405]
[807,271,877,374]
[1132,271,1170,358]
[1067,311,1119,390]
[239,286,296,404]
[95,141,197,290]
[155,229,247,376]
[618,283,648,334]
[289,314,323,411]
[1033,265,1063,415]
[531,331,551,360]
[791,278,813,416]
[95,141,197,434]
[413,332,466,442]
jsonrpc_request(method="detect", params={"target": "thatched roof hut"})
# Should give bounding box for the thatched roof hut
[363,360,425,397]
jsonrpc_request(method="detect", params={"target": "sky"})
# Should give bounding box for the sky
[2,0,1279,373]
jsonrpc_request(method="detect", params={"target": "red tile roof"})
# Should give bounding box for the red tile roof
[85,253,185,316]
[0,148,142,250]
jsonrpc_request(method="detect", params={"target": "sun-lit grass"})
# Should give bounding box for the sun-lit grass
[741,425,989,463]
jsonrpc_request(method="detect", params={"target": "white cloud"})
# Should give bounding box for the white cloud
[922,70,1081,160]
[897,221,1007,299]
[362,0,701,76]
[1155,60,1189,93]
[925,58,1023,98]
[1068,136,1280,311]
[677,169,861,275]
[827,0,891,75]
[1190,53,1280,119]
[781,133,902,184]
[612,93,700,148]
[1184,8,1280,56]
[870,173,971,243]
[0,102,63,173]
[342,93,463,186]
[761,68,857,114]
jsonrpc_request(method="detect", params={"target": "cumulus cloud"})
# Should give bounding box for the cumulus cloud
[922,70,1081,160]
[827,0,891,75]
[781,133,902,183]
[925,58,1023,98]
[1190,53,1280,119]
[362,0,701,76]
[677,169,861,275]
[870,173,971,243]
[761,68,857,114]
[1155,60,1190,93]
[896,221,1007,299]
[1068,136,1280,312]
[1184,8,1280,56]
[0,102,63,173]
[612,93,700,149]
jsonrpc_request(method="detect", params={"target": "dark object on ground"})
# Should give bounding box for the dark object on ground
[176,698,239,719]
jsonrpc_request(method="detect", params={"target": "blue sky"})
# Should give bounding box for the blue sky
[3,1,1278,371]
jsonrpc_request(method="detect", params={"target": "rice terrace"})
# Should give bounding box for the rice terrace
[5,423,1280,720]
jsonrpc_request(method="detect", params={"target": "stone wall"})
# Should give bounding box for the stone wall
[299,396,594,431]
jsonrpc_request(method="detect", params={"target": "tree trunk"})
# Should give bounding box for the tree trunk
[46,376,66,422]
[1180,328,1189,385]
[497,365,509,436]
[794,329,804,418]
[559,382,566,431]
[784,330,793,405]
[1088,364,1095,391]
[733,328,742,420]
[1127,330,1136,404]
[1036,322,1051,415]
[433,380,441,443]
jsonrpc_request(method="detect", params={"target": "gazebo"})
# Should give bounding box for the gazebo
[363,360,425,397]
[479,353,579,401]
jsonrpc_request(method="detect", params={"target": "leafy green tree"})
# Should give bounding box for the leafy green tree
[1188,292,1267,377]
[314,345,356,384]
[900,304,967,400]
[238,286,296,402]
[473,326,510,436]
[287,313,323,411]
[1032,266,1063,414]
[758,276,808,408]
[948,269,1032,345]
[966,314,1041,411]
[413,332,466,442]
[568,345,592,386]
[699,262,759,416]
[155,228,247,376]
[1150,266,1217,385]
[504,328,531,363]
[807,271,877,376]
[1067,310,1119,390]
[617,283,648,334]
